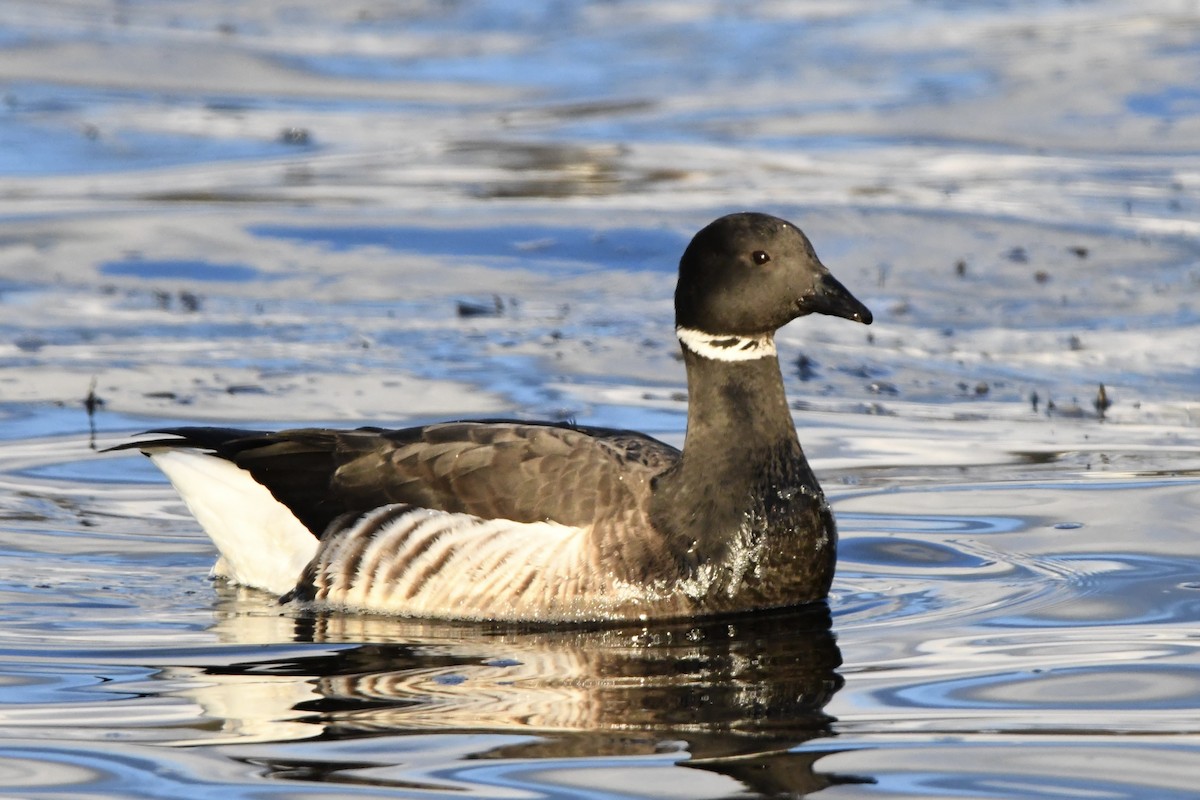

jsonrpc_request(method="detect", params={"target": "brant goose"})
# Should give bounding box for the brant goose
[112,212,872,622]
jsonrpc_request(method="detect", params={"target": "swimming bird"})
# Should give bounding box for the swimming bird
[112,212,872,622]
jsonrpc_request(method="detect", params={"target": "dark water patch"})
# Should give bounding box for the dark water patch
[137,189,300,204]
[454,139,689,198]
[840,536,996,571]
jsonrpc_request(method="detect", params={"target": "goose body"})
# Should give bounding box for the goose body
[114,212,872,622]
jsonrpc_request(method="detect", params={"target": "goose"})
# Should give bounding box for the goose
[112,212,872,622]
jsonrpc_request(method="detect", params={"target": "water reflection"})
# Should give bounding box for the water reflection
[185,596,869,794]
[248,219,685,272]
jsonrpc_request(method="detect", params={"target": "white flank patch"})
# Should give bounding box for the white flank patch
[676,326,777,362]
[149,450,319,596]
[306,505,603,621]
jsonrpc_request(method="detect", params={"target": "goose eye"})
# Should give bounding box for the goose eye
[752,250,771,266]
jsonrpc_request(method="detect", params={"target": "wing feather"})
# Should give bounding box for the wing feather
[123,421,680,537]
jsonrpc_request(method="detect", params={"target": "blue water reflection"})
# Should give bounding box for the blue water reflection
[4,0,1200,796]
[0,96,311,177]
[249,223,684,274]
[100,259,263,282]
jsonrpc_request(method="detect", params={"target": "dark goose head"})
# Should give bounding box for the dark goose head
[675,212,872,337]
[654,213,873,610]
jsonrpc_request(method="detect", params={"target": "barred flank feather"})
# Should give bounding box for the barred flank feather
[291,504,606,621]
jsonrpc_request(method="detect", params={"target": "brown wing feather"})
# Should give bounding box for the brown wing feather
[332,421,680,528]
[128,422,680,538]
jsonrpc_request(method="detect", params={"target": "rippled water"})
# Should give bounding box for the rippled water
[3,1,1200,797]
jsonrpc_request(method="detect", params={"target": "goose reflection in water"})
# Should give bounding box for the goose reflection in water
[169,592,871,796]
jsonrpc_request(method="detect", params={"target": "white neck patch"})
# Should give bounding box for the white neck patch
[676,327,777,362]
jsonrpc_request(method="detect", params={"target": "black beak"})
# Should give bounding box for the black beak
[806,272,873,325]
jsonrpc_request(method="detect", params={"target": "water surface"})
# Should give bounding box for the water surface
[2,1,1199,797]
